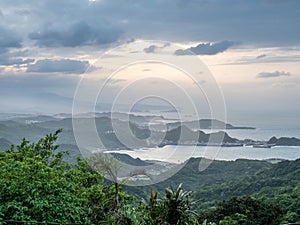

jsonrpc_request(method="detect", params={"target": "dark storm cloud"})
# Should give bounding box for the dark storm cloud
[175,41,235,55]
[28,21,122,47]
[27,59,90,74]
[0,50,34,66]
[1,0,299,47]
[256,71,291,78]
[0,57,34,66]
[0,26,22,48]
[89,0,300,45]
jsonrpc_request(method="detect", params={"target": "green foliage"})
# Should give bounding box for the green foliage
[0,130,149,224]
[0,130,105,224]
[195,158,300,224]
[146,183,199,225]
[202,196,283,225]
[130,158,273,201]
[218,216,238,225]
[0,130,299,224]
[3,129,65,166]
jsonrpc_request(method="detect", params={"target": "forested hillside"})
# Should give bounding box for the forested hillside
[0,131,299,224]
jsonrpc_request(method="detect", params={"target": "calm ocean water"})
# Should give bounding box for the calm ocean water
[112,145,300,163]
[109,128,300,163]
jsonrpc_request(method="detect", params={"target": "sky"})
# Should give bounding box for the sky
[0,0,300,128]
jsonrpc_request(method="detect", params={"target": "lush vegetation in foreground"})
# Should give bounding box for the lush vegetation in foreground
[0,130,299,224]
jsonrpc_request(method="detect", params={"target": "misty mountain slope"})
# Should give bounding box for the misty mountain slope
[11,115,60,124]
[161,125,239,145]
[0,138,12,151]
[125,158,273,198]
[168,119,255,130]
[0,122,51,144]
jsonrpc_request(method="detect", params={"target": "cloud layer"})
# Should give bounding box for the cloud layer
[175,41,235,55]
[256,71,291,78]
[27,59,90,74]
[0,26,22,49]
[0,49,34,67]
[1,0,300,47]
[144,45,158,53]
[0,0,299,118]
[29,21,122,47]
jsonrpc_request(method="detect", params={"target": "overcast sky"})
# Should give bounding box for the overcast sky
[0,0,299,127]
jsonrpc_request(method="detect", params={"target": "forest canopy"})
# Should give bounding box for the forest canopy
[0,130,299,224]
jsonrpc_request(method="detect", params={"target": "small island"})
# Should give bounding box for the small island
[268,136,300,146]
[167,119,256,130]
[158,125,300,148]
[0,114,299,151]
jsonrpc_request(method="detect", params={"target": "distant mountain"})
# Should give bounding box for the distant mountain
[0,114,242,150]
[95,102,175,113]
[11,115,59,124]
[37,117,152,149]
[125,157,273,198]
[0,93,74,114]
[130,103,175,112]
[200,119,255,129]
[168,119,255,130]
[0,138,12,151]
[3,112,300,151]
[268,136,300,146]
[73,112,165,125]
[0,121,51,144]
[164,125,199,143]
[110,153,152,167]
[161,125,239,146]
[57,144,81,164]
[0,113,33,121]
[36,93,73,105]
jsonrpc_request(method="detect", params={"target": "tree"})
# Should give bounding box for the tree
[89,153,151,211]
[147,183,199,225]
[0,130,106,224]
[89,153,121,210]
[210,196,284,225]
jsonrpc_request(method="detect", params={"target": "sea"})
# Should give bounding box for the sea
[108,127,300,163]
